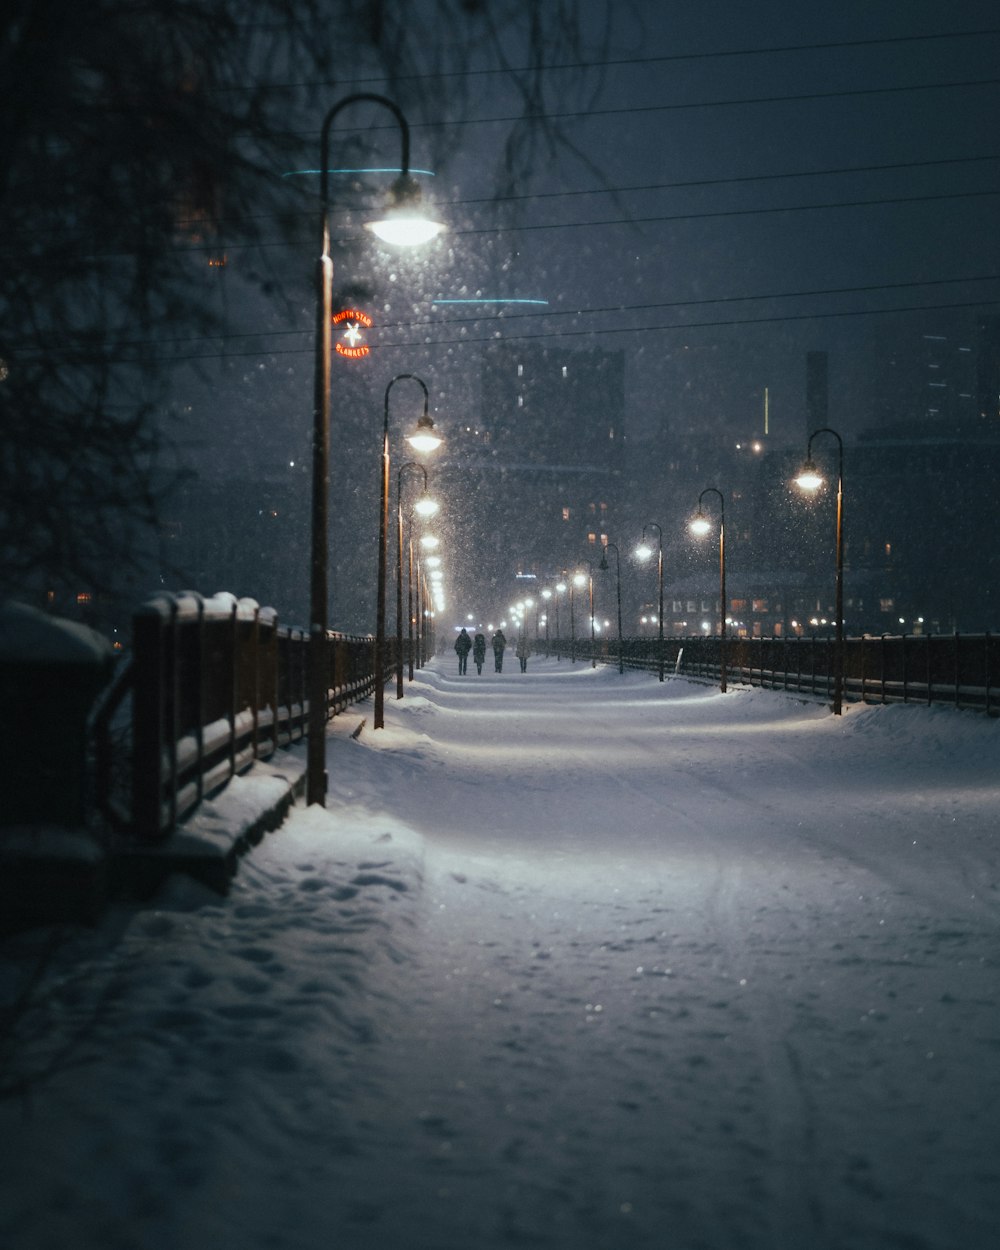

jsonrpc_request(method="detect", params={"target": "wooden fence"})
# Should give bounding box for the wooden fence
[93,592,384,841]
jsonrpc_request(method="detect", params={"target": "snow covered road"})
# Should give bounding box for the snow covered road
[2,659,999,1249]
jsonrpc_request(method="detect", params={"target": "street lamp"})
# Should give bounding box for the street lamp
[599,543,624,675]
[396,462,438,696]
[375,374,442,730]
[570,571,587,663]
[635,523,664,681]
[541,588,552,653]
[796,427,845,715]
[689,488,727,694]
[578,562,597,667]
[554,580,567,660]
[307,93,443,805]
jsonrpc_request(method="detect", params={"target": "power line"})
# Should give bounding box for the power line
[231,28,1000,93]
[16,293,1000,368]
[12,273,1000,356]
[454,153,1000,206]
[300,76,1000,137]
[150,184,1000,257]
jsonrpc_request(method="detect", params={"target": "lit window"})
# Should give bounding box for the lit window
[562,366,568,378]
[587,532,596,544]
[562,507,571,522]
[752,599,768,612]
[880,598,895,612]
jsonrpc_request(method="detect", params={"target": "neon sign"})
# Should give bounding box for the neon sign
[332,308,373,359]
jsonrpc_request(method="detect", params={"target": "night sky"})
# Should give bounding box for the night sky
[169,0,1000,632]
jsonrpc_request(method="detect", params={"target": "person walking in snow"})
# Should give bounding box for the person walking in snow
[472,631,487,675]
[454,627,472,674]
[491,629,506,672]
[515,631,530,673]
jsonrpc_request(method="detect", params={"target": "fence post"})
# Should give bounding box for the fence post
[926,634,933,706]
[901,633,909,705]
[131,599,169,841]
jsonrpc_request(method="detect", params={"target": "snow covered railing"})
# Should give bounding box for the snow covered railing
[94,591,377,841]
[597,631,999,715]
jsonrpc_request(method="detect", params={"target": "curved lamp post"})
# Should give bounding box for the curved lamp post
[578,561,597,668]
[570,572,587,663]
[375,375,442,729]
[307,93,443,805]
[796,427,845,715]
[554,580,567,661]
[635,523,664,681]
[396,462,438,696]
[690,488,727,694]
[599,543,624,675]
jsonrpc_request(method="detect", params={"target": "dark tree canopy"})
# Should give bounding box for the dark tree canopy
[0,0,614,613]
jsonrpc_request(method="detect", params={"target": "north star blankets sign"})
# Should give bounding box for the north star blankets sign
[333,308,373,358]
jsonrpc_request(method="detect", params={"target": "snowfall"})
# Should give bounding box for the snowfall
[1,657,999,1250]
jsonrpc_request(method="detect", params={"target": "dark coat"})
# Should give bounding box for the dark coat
[455,630,472,656]
[473,634,487,661]
[491,631,506,654]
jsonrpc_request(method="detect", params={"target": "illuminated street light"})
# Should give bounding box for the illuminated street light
[554,581,567,661]
[599,543,624,675]
[540,588,552,651]
[796,427,845,715]
[635,523,664,681]
[571,571,587,663]
[375,374,442,729]
[365,175,445,247]
[307,93,441,805]
[689,488,727,694]
[578,562,597,667]
[396,462,438,695]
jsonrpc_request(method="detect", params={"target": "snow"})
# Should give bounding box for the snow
[2,658,999,1249]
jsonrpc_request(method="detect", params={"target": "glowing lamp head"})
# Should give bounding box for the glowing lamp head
[689,513,712,537]
[795,459,824,492]
[414,494,439,518]
[406,412,443,454]
[365,175,445,247]
[635,542,653,561]
[573,572,587,588]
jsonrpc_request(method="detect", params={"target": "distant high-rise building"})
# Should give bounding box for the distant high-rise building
[439,342,625,618]
[869,322,978,427]
[977,313,1000,423]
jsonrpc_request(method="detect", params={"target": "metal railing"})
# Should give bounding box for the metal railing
[538,632,999,715]
[94,592,388,841]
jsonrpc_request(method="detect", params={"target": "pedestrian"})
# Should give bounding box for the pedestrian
[472,631,487,675]
[454,627,472,675]
[491,629,506,672]
[516,631,530,673]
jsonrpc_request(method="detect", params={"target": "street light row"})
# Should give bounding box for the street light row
[302,92,846,805]
[307,94,448,805]
[517,434,843,706]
